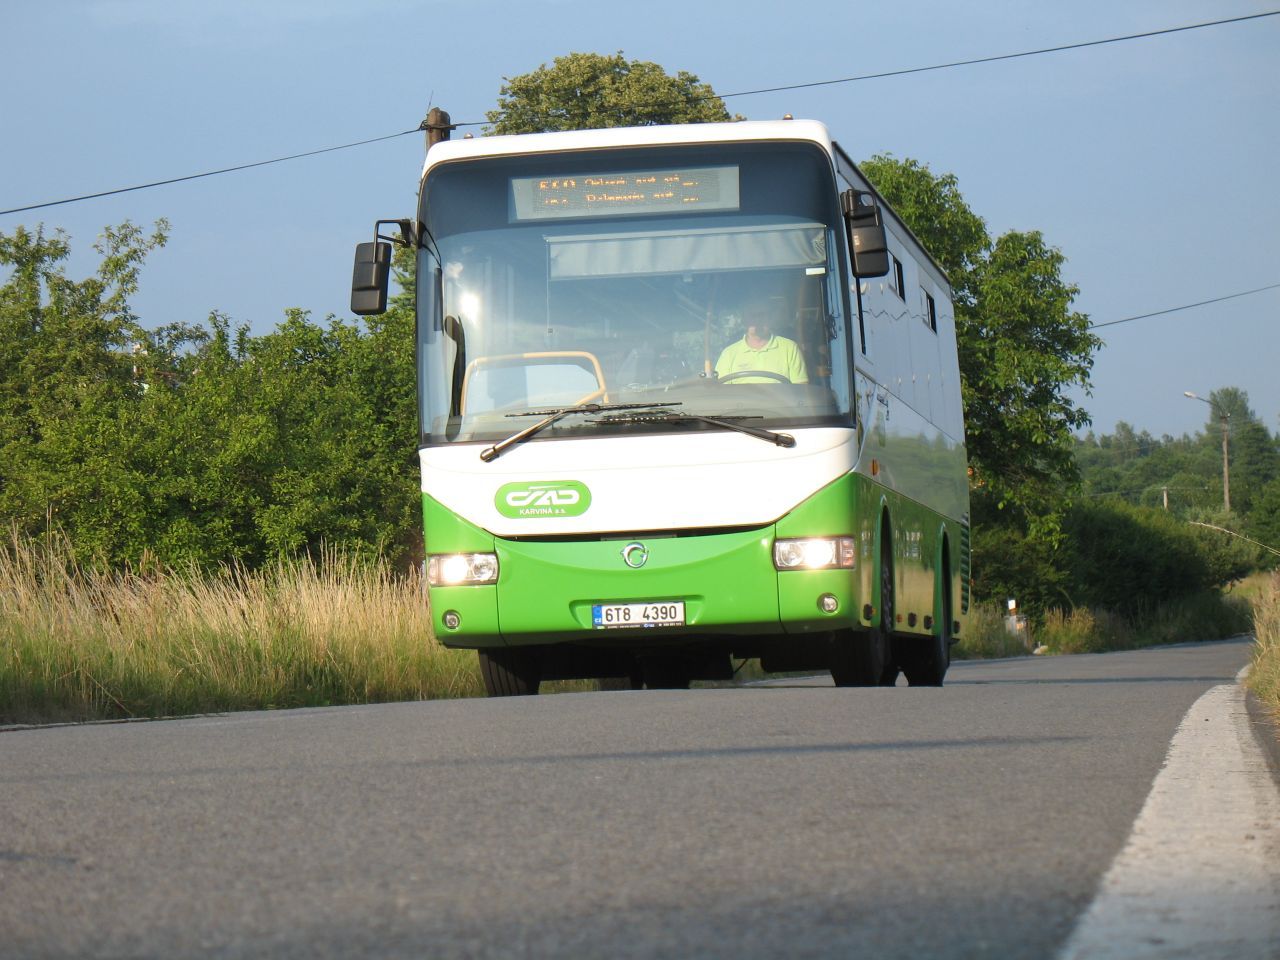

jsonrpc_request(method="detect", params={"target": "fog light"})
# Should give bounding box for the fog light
[442,610,461,630]
[819,594,839,614]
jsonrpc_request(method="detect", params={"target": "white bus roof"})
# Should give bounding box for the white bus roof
[419,118,952,291]
[421,119,835,177]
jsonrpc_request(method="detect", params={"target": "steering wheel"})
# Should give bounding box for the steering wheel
[719,370,791,384]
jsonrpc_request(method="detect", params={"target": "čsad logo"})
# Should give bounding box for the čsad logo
[495,481,592,518]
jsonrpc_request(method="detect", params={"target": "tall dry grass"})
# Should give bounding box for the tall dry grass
[1035,592,1252,655]
[1248,573,1280,721]
[954,592,1252,661]
[0,532,483,724]
[952,602,1033,660]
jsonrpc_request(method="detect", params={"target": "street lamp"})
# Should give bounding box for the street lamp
[1184,391,1230,512]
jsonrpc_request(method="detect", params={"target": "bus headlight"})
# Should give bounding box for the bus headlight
[427,553,499,585]
[773,537,856,570]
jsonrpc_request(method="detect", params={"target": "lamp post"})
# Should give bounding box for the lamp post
[1184,391,1230,512]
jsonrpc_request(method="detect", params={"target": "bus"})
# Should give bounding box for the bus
[351,117,970,695]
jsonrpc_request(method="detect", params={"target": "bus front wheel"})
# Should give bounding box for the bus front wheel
[478,648,541,696]
[829,628,889,687]
[831,526,895,687]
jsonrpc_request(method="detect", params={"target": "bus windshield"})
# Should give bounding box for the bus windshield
[417,141,854,447]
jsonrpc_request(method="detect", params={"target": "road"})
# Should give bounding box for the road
[2,638,1275,959]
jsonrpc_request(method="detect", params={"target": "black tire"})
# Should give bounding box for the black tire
[831,526,894,687]
[478,647,541,696]
[900,572,951,687]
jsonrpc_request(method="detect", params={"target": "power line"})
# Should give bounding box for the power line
[0,128,420,217]
[1089,282,1280,329]
[1189,521,1280,557]
[2,10,1276,217]
[463,9,1280,127]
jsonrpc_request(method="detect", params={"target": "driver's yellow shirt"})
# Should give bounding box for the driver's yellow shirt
[714,335,809,384]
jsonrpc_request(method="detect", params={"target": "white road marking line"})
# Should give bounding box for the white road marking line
[1058,669,1280,959]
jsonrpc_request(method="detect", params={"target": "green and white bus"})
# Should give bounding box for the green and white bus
[352,118,970,694]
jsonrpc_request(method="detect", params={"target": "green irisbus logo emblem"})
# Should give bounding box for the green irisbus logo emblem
[495,480,592,518]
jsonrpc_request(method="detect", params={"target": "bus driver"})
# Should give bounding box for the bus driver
[714,302,809,384]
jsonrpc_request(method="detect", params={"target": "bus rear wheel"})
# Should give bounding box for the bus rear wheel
[900,583,951,687]
[478,648,541,696]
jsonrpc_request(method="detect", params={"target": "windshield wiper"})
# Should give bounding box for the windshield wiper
[479,401,678,462]
[588,410,796,448]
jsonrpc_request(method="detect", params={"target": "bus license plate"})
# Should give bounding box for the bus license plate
[592,601,685,629]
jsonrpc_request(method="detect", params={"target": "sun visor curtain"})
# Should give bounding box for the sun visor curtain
[548,224,827,280]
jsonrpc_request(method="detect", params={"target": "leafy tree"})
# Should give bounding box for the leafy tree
[965,229,1099,523]
[0,221,168,539]
[485,52,738,134]
[115,309,421,568]
[1200,388,1280,515]
[969,515,1070,615]
[0,221,421,569]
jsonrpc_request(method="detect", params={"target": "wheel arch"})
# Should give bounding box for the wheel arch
[873,496,894,631]
[934,525,953,636]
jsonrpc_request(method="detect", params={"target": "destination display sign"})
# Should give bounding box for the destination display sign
[511,166,739,221]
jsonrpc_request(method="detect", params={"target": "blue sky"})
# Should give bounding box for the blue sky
[3,0,1277,439]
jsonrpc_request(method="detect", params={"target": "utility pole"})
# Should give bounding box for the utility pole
[1219,410,1231,513]
[422,107,454,150]
[1184,391,1231,513]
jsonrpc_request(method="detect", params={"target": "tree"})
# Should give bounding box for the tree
[964,229,1099,523]
[1202,387,1279,516]
[0,221,422,569]
[485,52,738,135]
[858,156,1100,531]
[0,220,168,541]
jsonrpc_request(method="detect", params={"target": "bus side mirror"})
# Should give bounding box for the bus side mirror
[351,241,392,315]
[842,189,890,278]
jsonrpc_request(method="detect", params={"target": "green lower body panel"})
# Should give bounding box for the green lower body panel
[424,467,966,651]
[493,530,781,646]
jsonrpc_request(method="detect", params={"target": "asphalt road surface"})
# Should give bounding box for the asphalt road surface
[1,638,1272,959]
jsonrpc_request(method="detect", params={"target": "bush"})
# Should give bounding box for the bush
[969,523,1070,616]
[1059,500,1216,614]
